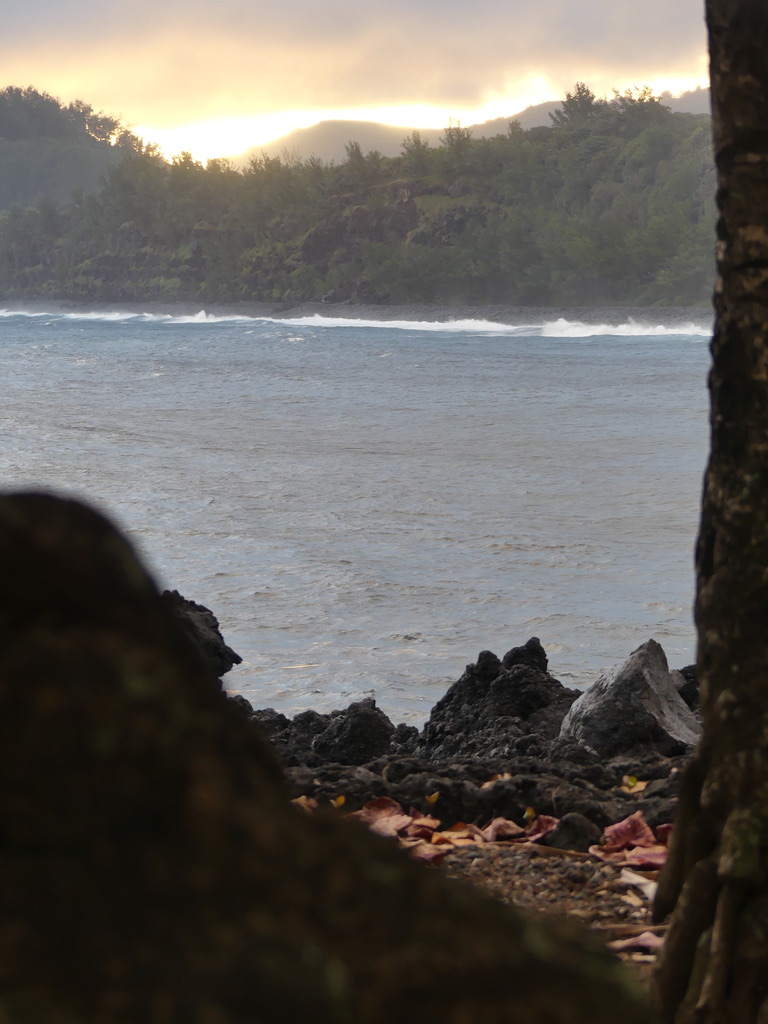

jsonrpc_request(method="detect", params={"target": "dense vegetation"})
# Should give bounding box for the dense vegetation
[0,86,142,210]
[0,83,715,306]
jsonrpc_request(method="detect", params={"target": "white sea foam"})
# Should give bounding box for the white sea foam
[270,314,522,334]
[266,314,713,338]
[163,311,254,325]
[0,308,51,318]
[540,317,711,339]
[0,307,712,338]
[0,308,255,325]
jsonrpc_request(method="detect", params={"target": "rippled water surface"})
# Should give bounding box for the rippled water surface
[0,306,711,722]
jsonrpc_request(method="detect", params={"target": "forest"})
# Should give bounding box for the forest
[0,83,715,307]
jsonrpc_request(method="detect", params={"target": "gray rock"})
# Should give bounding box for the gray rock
[555,639,701,758]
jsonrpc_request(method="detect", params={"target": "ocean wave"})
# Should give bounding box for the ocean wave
[271,314,523,334]
[0,308,254,325]
[540,317,711,339]
[268,314,713,338]
[0,307,712,338]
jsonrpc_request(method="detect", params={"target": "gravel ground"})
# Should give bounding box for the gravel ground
[441,843,662,981]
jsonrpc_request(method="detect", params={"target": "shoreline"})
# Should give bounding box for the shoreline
[2,298,713,327]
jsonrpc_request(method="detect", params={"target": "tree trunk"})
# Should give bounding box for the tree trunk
[653,3,768,1022]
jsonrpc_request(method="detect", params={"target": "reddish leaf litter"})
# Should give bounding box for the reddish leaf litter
[293,796,670,979]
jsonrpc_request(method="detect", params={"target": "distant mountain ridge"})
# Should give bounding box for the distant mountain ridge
[233,87,710,166]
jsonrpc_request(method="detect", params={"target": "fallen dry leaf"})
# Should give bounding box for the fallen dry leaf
[408,812,441,829]
[404,814,440,841]
[406,842,449,864]
[609,931,665,954]
[348,797,414,838]
[291,795,318,813]
[368,814,414,838]
[348,796,405,824]
[431,834,478,847]
[404,825,434,841]
[590,842,668,868]
[602,810,657,851]
[480,817,525,842]
[590,811,669,867]
[431,822,486,846]
[620,776,649,794]
[619,868,658,902]
[622,845,668,869]
[523,814,560,843]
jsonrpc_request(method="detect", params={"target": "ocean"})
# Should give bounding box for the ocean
[0,305,712,724]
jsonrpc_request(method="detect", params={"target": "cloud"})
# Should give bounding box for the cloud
[1,0,707,128]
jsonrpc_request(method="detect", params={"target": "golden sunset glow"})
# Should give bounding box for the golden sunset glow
[3,0,709,163]
[136,66,711,166]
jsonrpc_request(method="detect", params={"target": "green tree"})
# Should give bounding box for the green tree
[653,2,768,1021]
[400,130,432,175]
[0,80,717,306]
[440,119,473,176]
[549,82,608,128]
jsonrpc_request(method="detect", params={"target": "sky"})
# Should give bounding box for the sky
[5,0,708,162]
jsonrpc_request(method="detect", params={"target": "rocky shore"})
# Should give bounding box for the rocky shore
[168,584,698,968]
[167,587,698,851]
[231,633,699,849]
[225,630,699,970]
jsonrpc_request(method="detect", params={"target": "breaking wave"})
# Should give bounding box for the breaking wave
[0,307,712,339]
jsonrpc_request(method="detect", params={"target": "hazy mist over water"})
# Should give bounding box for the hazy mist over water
[0,306,711,723]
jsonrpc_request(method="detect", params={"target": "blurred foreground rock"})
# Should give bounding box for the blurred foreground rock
[0,492,647,1024]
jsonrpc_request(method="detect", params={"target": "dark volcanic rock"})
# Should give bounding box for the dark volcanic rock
[245,636,691,832]
[418,638,580,760]
[288,750,683,831]
[250,706,332,766]
[161,588,242,677]
[251,699,396,767]
[541,813,603,853]
[676,664,700,712]
[502,637,549,673]
[389,721,420,755]
[555,639,701,759]
[311,697,395,765]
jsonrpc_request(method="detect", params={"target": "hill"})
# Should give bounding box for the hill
[235,101,562,166]
[234,88,710,166]
[0,83,715,308]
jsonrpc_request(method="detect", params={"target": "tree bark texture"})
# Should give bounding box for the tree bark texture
[653,3,768,1022]
[0,493,648,1024]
